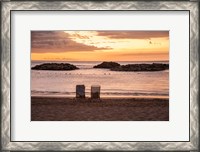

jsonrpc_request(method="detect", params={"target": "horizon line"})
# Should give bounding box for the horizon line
[31,60,169,62]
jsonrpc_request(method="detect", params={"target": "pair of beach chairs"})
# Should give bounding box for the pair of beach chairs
[76,85,100,99]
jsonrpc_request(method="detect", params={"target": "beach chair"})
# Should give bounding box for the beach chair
[91,85,101,99]
[76,85,85,98]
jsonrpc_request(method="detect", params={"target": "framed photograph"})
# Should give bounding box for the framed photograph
[1,0,199,151]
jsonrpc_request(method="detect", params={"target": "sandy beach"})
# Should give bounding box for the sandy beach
[31,96,169,121]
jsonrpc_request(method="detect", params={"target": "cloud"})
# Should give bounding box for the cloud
[97,31,169,39]
[31,31,108,53]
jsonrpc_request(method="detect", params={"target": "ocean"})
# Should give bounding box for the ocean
[31,61,169,98]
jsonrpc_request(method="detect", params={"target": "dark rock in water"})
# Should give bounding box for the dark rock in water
[31,63,79,71]
[93,62,120,69]
[111,63,169,72]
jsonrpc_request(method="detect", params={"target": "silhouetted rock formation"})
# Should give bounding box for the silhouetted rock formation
[93,62,120,69]
[111,63,169,72]
[31,63,79,71]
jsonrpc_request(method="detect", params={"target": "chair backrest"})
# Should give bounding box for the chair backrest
[76,85,85,98]
[91,85,101,99]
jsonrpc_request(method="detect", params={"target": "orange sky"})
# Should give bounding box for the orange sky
[31,31,169,61]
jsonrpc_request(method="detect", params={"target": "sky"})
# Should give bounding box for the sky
[31,31,169,61]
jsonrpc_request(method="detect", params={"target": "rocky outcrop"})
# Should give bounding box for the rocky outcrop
[31,63,79,71]
[93,62,120,69]
[111,63,169,72]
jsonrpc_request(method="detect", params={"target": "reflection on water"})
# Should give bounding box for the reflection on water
[31,61,169,98]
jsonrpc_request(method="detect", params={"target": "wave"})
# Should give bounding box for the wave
[31,90,169,97]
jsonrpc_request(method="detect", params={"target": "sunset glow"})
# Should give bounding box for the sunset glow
[31,31,169,61]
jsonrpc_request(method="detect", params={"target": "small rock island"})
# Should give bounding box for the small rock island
[93,62,120,69]
[31,63,79,71]
[111,63,169,72]
[93,62,169,72]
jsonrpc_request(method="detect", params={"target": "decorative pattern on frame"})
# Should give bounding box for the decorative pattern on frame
[1,1,199,151]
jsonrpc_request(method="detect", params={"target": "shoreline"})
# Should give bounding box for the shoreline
[31,95,169,99]
[31,96,169,121]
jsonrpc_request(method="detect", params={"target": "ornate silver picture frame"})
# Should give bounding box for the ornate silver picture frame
[1,0,199,151]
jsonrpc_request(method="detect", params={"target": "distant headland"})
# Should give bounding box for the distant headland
[31,63,79,71]
[93,61,169,72]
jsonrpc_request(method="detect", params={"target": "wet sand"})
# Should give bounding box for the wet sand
[31,96,169,121]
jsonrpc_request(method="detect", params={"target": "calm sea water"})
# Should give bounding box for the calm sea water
[31,61,169,98]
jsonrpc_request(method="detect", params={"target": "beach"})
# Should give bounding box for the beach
[31,96,169,121]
